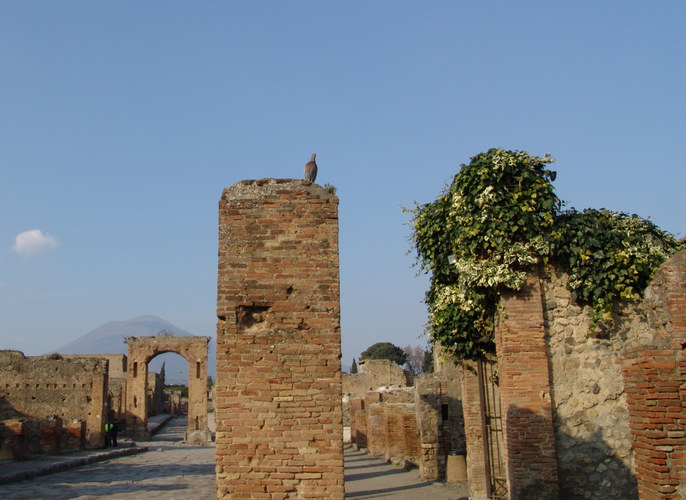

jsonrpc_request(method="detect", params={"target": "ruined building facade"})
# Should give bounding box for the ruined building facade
[455,250,686,500]
[0,352,108,458]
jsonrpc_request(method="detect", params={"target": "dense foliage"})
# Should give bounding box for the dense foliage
[360,342,408,366]
[407,148,682,361]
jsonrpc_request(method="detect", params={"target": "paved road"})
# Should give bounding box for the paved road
[0,417,215,499]
[0,416,469,499]
[344,446,469,500]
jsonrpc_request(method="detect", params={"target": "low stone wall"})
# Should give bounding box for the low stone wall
[342,359,410,398]
[349,375,454,481]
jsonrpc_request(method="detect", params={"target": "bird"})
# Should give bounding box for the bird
[304,153,318,182]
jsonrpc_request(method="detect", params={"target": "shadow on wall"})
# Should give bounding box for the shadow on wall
[555,427,637,499]
[0,398,29,421]
[506,406,636,500]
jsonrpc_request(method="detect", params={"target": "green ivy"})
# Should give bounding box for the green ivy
[553,208,680,331]
[407,148,682,361]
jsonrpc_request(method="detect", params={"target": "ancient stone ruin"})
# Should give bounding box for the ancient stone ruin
[0,352,108,458]
[344,251,685,500]
[454,250,686,499]
[215,179,344,499]
[343,358,467,483]
[124,335,211,443]
[0,336,210,459]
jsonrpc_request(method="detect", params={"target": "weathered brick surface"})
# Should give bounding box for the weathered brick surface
[125,336,210,440]
[383,404,404,461]
[40,416,62,454]
[349,398,363,447]
[459,362,490,498]
[366,402,386,457]
[215,179,343,499]
[354,407,368,450]
[414,375,445,480]
[495,272,560,499]
[0,351,108,449]
[623,251,686,499]
[66,420,86,450]
[1,419,29,460]
[347,385,437,475]
[401,407,421,464]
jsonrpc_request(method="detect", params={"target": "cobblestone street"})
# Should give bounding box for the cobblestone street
[0,416,469,499]
[0,417,216,499]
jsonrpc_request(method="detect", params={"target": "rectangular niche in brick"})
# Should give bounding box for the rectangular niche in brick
[216,178,344,499]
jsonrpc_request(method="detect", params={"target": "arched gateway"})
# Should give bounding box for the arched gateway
[125,335,211,442]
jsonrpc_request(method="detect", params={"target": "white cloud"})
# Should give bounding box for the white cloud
[13,229,60,256]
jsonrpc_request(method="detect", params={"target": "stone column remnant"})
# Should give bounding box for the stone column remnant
[216,178,344,499]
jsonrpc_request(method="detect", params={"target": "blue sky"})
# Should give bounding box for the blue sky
[1,2,684,368]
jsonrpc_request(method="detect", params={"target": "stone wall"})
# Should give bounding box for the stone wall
[216,179,344,499]
[0,351,108,452]
[459,250,686,500]
[62,354,127,423]
[543,266,642,499]
[348,376,451,481]
[342,359,410,398]
[433,357,466,454]
[125,335,209,440]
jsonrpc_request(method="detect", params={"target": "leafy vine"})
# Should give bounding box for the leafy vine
[406,148,682,361]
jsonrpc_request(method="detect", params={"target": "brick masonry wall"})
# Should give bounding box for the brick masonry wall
[460,361,489,499]
[349,398,363,447]
[342,359,409,398]
[383,405,404,461]
[622,250,686,499]
[366,403,385,457]
[495,271,560,500]
[353,407,367,449]
[401,408,421,464]
[348,389,427,470]
[414,375,445,480]
[0,351,108,449]
[215,179,343,499]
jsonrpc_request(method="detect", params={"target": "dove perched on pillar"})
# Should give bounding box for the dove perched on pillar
[304,153,318,182]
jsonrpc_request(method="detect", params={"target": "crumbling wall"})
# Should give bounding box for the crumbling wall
[342,359,409,398]
[125,335,209,440]
[459,251,686,500]
[348,380,448,481]
[542,266,642,499]
[622,250,686,499]
[433,357,466,454]
[216,179,344,499]
[0,351,108,452]
[62,353,127,423]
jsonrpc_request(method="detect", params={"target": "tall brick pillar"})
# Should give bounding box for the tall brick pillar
[496,271,560,499]
[623,250,686,499]
[460,362,489,499]
[216,179,344,499]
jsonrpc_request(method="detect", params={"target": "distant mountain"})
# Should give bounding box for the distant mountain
[51,315,216,384]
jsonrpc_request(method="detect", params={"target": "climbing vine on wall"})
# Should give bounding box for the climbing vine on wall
[406,148,682,361]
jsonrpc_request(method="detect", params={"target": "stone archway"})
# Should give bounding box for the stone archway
[125,335,211,442]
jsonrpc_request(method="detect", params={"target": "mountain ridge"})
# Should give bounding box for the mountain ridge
[51,315,215,384]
